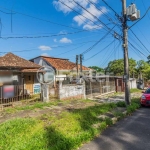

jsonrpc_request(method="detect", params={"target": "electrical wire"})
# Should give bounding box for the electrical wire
[84,40,114,62]
[58,0,104,30]
[136,25,150,45]
[81,25,116,55]
[72,0,111,32]
[0,6,91,31]
[128,34,149,55]
[130,29,150,53]
[128,41,147,57]
[102,0,122,20]
[0,40,100,53]
[128,7,150,29]
[86,0,122,28]
[100,40,121,67]
[0,30,86,39]
[141,0,150,22]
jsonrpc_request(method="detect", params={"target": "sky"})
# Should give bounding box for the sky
[0,0,150,68]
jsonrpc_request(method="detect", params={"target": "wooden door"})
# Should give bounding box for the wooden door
[24,75,34,94]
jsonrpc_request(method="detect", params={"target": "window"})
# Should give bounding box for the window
[145,88,150,94]
[28,76,31,80]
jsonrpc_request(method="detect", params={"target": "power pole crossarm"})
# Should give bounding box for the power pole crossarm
[122,0,131,105]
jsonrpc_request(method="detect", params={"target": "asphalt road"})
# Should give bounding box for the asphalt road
[79,107,150,150]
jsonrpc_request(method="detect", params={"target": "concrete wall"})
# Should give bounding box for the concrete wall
[130,78,137,89]
[58,82,85,100]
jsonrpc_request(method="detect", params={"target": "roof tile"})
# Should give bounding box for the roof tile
[42,56,90,70]
[0,53,41,68]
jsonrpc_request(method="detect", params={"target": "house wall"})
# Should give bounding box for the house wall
[130,79,137,89]
[33,57,50,68]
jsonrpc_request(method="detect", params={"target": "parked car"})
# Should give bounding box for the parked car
[140,87,150,106]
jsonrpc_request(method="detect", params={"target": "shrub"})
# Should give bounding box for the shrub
[116,101,126,107]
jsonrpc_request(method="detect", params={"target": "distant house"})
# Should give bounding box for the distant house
[30,56,91,79]
[0,53,41,96]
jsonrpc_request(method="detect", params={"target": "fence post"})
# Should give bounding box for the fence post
[82,81,86,99]
[58,81,63,100]
[41,84,50,102]
[90,80,93,99]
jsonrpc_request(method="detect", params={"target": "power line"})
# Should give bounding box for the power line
[0,6,89,31]
[58,0,104,30]
[81,25,116,55]
[128,7,150,29]
[136,25,150,45]
[53,44,86,57]
[0,30,86,39]
[86,0,121,28]
[84,40,114,62]
[128,34,149,55]
[0,10,16,14]
[0,40,100,53]
[72,0,111,32]
[102,0,122,20]
[128,41,147,57]
[130,29,150,53]
[129,44,145,60]
[100,40,121,67]
[141,0,150,22]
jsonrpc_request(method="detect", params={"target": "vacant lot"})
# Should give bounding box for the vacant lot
[0,93,141,150]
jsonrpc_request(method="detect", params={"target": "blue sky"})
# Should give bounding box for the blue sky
[0,0,150,68]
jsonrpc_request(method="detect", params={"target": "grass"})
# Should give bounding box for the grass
[3,98,95,115]
[0,103,117,150]
[130,88,142,93]
[0,97,141,150]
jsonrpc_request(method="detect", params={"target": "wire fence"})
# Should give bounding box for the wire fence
[85,81,116,98]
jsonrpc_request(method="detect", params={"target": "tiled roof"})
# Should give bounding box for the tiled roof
[0,53,41,69]
[42,56,90,71]
[21,69,39,72]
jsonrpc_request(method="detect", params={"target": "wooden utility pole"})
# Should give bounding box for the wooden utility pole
[80,54,83,74]
[76,55,79,76]
[122,0,130,105]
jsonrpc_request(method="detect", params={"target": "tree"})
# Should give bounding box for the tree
[147,55,150,64]
[137,60,150,80]
[89,66,104,73]
[106,58,136,76]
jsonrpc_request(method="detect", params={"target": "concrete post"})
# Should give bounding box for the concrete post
[41,84,50,103]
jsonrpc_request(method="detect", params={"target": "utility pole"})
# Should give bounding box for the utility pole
[76,55,79,76]
[80,54,83,74]
[122,0,130,105]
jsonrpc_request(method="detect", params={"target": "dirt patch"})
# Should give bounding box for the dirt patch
[0,100,99,124]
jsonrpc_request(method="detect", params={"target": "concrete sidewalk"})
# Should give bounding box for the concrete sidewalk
[79,107,150,150]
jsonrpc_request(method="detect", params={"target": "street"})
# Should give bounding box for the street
[80,107,150,150]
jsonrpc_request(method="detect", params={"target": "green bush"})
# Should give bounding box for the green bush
[114,112,125,119]
[127,102,140,114]
[116,101,126,107]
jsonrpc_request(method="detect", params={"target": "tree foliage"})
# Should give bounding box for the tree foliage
[106,58,136,76]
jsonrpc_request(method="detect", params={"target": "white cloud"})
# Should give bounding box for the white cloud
[53,0,91,13]
[59,30,67,34]
[41,53,49,56]
[59,37,72,43]
[38,45,52,51]
[53,0,108,30]
[73,5,108,29]
[83,24,102,30]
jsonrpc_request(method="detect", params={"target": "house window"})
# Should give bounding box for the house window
[28,76,31,80]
